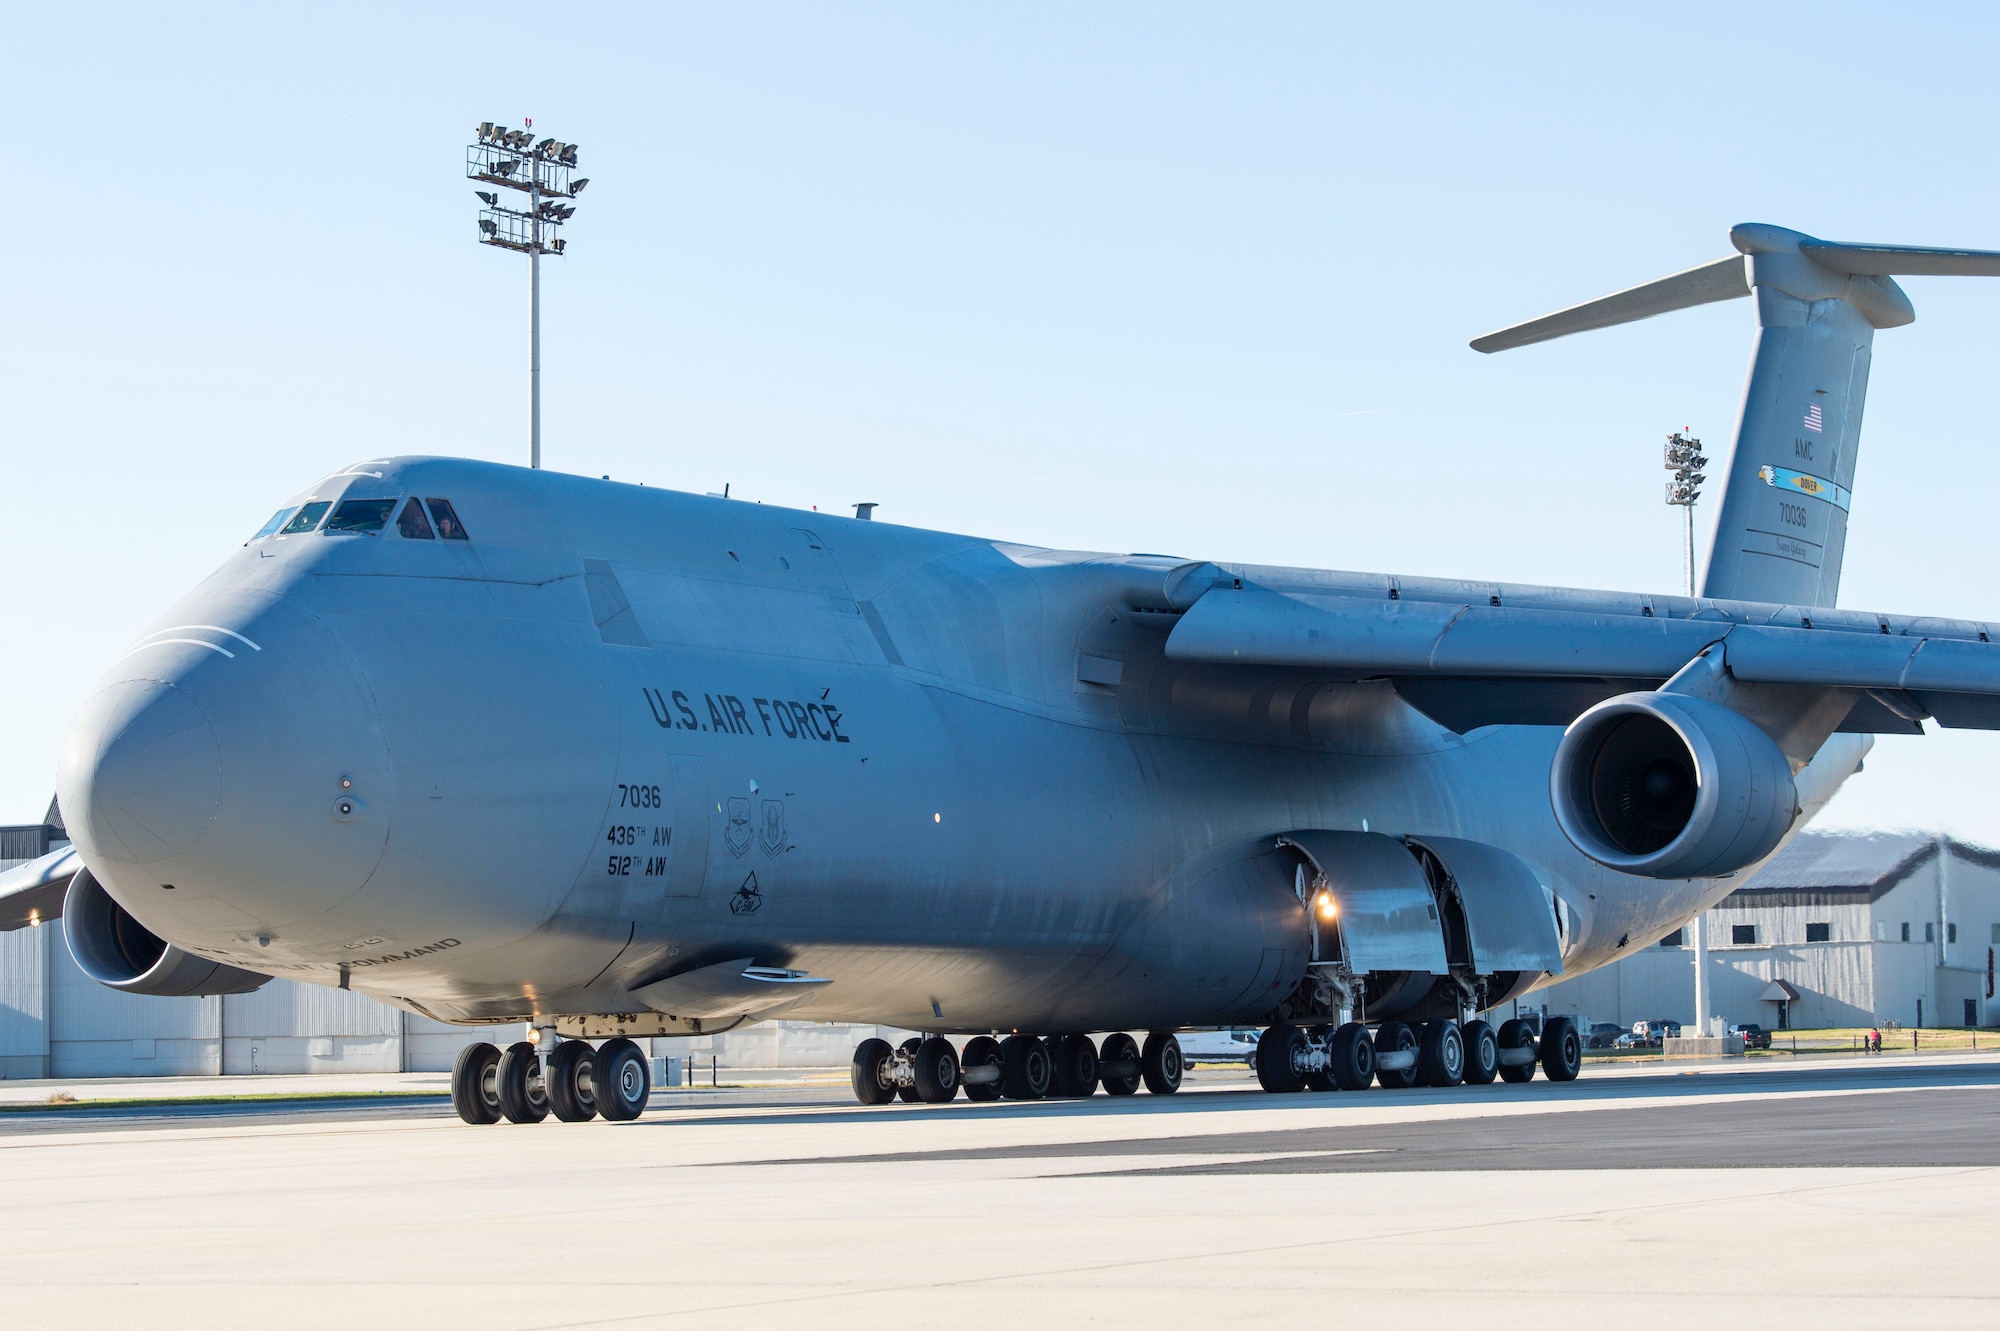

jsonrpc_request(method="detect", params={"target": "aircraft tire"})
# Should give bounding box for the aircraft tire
[496,1041,549,1123]
[1418,1019,1466,1087]
[1302,1023,1337,1091]
[961,1036,1005,1102]
[1000,1034,1051,1100]
[592,1037,650,1121]
[545,1039,597,1122]
[1460,1019,1499,1085]
[1140,1032,1183,1095]
[851,1037,898,1105]
[1373,1021,1419,1089]
[1099,1032,1143,1095]
[1050,1035,1100,1098]
[1496,1018,1537,1083]
[1540,1015,1583,1082]
[895,1037,925,1102]
[451,1041,503,1124]
[1327,1022,1375,1091]
[912,1036,962,1103]
[1254,1023,1306,1093]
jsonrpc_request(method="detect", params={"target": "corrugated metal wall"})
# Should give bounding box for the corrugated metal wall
[1534,848,1999,1029]
[0,924,530,1079]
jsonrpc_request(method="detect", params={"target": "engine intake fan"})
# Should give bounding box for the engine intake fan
[1550,692,1796,879]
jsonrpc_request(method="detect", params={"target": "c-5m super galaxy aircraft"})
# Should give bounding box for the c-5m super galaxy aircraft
[8,223,2000,1124]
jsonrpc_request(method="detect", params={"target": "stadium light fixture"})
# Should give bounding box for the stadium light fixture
[467,119,588,470]
[1663,430,1709,597]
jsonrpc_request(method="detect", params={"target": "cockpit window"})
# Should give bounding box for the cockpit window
[278,501,332,535]
[250,507,297,541]
[324,498,397,534]
[425,498,470,540]
[396,497,435,539]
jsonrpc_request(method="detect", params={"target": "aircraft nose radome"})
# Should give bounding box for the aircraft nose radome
[60,680,222,865]
[59,592,396,942]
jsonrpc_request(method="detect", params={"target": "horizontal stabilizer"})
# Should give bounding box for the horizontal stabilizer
[1470,255,1749,353]
[1798,239,2000,277]
[0,844,78,932]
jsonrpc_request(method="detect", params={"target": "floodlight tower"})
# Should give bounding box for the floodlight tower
[1665,428,1713,1040]
[1664,430,1708,598]
[467,120,589,469]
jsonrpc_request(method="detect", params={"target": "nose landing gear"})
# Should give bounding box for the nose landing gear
[450,1042,504,1124]
[496,1040,550,1123]
[546,1039,597,1122]
[450,1034,650,1125]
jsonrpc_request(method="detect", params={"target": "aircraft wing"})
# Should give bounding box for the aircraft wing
[0,844,79,932]
[1164,585,2000,733]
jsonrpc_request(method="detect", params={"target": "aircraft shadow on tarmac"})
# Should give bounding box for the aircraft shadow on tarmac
[667,1058,2000,1126]
[674,1061,2000,1173]
[8,1061,1998,1170]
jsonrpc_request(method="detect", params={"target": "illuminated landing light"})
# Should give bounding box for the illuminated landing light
[933,813,942,823]
[1315,890,1338,921]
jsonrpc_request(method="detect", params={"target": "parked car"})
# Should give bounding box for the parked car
[1178,1029,1261,1065]
[1730,1023,1772,1050]
[1586,1022,1625,1049]
[1612,1032,1649,1049]
[1632,1019,1682,1046]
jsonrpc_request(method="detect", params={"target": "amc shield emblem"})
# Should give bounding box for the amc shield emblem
[725,797,752,858]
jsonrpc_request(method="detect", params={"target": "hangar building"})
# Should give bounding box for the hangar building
[1534,831,2000,1031]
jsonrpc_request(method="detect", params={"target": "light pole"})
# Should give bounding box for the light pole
[1664,430,1707,599]
[467,120,589,469]
[1665,429,1712,1037]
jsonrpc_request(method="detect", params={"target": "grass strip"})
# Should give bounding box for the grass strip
[0,1090,450,1114]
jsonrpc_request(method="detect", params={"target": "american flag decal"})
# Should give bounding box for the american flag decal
[1803,402,1823,432]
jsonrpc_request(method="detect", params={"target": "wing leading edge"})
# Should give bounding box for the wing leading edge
[0,844,79,932]
[1163,586,2000,733]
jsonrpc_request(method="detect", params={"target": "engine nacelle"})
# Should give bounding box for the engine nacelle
[1550,692,1796,879]
[63,868,270,997]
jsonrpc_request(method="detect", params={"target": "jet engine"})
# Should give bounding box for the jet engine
[1549,691,1796,879]
[63,868,269,997]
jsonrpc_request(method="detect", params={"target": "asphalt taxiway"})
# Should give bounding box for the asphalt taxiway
[3,1054,1996,1327]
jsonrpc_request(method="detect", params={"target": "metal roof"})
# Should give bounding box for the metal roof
[1723,830,2000,907]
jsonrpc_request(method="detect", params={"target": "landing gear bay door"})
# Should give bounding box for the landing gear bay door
[1406,835,1563,977]
[1278,831,1447,975]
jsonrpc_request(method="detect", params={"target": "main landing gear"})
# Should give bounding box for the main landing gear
[451,1036,652,1125]
[1253,1014,1581,1092]
[849,1032,1184,1105]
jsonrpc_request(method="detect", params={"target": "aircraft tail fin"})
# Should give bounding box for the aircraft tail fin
[1474,224,2000,608]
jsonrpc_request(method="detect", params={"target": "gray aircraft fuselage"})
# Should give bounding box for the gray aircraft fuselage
[56,457,1862,1033]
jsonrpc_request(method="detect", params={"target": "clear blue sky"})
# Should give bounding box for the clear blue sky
[6,5,1999,835]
